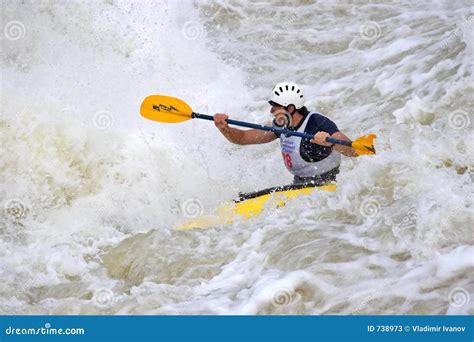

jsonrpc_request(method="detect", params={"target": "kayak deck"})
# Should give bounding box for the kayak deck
[177,183,336,230]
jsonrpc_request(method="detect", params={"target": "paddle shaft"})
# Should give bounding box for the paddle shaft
[192,112,352,147]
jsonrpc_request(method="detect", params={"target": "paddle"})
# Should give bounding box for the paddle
[140,95,377,155]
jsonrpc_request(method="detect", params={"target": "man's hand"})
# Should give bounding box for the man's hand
[311,131,333,147]
[214,113,229,131]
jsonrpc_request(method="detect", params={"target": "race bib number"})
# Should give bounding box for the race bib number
[282,152,293,169]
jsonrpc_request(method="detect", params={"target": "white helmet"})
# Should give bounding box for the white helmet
[269,82,304,109]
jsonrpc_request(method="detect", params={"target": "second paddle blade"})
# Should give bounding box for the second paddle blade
[352,133,377,155]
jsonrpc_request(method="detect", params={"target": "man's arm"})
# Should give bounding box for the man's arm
[311,131,358,157]
[214,113,277,145]
[331,131,357,157]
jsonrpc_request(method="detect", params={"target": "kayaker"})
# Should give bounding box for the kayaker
[213,82,357,186]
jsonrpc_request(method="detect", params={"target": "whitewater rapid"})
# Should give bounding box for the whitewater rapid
[1,0,473,314]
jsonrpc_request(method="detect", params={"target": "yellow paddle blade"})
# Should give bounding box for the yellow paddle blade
[352,133,377,155]
[140,95,193,123]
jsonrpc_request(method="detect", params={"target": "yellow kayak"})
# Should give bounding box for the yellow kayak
[177,183,337,230]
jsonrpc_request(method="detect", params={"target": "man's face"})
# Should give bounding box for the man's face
[270,103,296,116]
[270,104,285,115]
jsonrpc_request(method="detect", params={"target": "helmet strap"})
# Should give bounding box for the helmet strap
[285,105,297,116]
